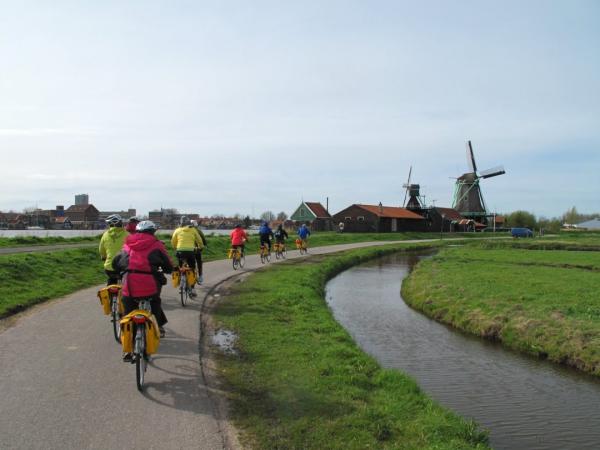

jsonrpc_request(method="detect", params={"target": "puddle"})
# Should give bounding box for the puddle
[212,329,238,354]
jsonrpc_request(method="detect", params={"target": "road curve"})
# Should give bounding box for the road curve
[0,240,429,450]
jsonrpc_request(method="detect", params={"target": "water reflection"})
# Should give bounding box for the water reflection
[326,253,600,450]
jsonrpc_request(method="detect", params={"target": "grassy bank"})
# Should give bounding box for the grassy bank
[402,242,600,375]
[0,235,100,248]
[0,247,104,318]
[213,243,490,450]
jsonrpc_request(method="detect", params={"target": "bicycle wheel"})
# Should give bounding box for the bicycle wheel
[260,250,266,264]
[135,325,146,392]
[282,247,287,259]
[232,255,239,270]
[180,276,188,307]
[111,295,121,343]
[239,253,245,268]
[266,250,271,262]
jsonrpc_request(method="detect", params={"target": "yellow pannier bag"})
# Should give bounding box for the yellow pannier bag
[145,318,160,355]
[172,270,181,288]
[97,288,111,315]
[185,270,196,287]
[227,248,233,259]
[120,310,160,355]
[120,315,135,353]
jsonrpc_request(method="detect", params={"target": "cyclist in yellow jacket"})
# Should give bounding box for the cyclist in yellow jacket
[171,217,204,296]
[99,214,128,285]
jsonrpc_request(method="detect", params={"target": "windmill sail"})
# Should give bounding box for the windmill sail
[479,165,505,178]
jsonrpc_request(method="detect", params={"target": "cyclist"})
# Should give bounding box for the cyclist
[191,220,207,284]
[112,220,172,355]
[125,216,140,234]
[258,221,274,252]
[230,223,249,256]
[297,223,311,248]
[274,223,288,247]
[99,214,127,285]
[171,216,204,296]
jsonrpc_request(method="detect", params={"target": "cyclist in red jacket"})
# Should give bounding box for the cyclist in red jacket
[113,221,173,345]
[230,224,249,256]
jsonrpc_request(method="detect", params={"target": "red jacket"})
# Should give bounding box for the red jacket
[230,227,248,246]
[113,233,173,298]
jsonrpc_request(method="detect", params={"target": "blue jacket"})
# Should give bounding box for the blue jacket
[297,226,311,239]
[259,224,273,236]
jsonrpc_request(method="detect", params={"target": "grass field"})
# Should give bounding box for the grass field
[213,243,490,450]
[0,247,105,317]
[0,235,100,247]
[402,238,600,375]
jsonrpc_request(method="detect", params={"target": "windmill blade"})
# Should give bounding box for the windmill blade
[480,165,506,178]
[466,140,477,173]
[402,166,412,206]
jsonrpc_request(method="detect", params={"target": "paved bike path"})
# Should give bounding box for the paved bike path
[0,240,428,450]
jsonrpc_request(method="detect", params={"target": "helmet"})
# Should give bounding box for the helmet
[128,216,140,223]
[106,214,123,226]
[190,220,198,227]
[179,216,190,226]
[234,223,242,228]
[262,221,268,227]
[136,220,157,233]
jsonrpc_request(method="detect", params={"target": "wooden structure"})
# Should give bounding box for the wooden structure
[333,203,425,232]
[290,201,333,231]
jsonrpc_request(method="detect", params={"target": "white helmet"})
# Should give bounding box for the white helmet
[136,220,157,233]
[191,220,198,227]
[106,214,123,226]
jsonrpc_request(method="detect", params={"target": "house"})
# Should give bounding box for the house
[332,203,425,232]
[424,207,464,232]
[53,217,73,229]
[290,201,334,231]
[65,204,100,228]
[576,218,600,230]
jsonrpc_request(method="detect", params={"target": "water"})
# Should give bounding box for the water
[325,253,600,450]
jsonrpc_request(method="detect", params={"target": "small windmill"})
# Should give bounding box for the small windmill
[403,166,426,210]
[452,141,505,224]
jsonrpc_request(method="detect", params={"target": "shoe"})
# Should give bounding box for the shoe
[159,327,165,338]
[122,352,133,363]
[197,275,203,285]
[189,289,197,298]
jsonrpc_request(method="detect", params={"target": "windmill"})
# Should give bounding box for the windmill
[403,166,426,210]
[451,141,505,224]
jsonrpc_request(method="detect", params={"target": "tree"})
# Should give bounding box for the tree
[243,215,252,228]
[505,210,537,229]
[276,211,288,221]
[260,211,275,222]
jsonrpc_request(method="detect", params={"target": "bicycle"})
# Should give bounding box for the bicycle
[176,264,195,307]
[97,284,124,344]
[259,243,271,264]
[273,242,286,260]
[296,238,308,255]
[228,247,245,270]
[108,284,123,343]
[121,299,159,392]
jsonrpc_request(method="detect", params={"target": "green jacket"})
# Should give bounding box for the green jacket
[171,226,204,252]
[99,227,128,270]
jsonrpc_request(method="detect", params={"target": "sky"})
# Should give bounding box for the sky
[1,0,598,219]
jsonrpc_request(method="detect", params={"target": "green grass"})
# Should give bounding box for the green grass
[213,243,490,450]
[402,242,600,375]
[0,247,104,317]
[0,235,100,247]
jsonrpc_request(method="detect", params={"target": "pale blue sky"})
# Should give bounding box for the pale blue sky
[1,1,598,218]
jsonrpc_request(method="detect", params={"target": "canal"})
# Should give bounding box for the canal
[325,252,600,450]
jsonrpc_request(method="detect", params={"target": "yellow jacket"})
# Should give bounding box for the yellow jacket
[171,226,204,252]
[99,226,127,270]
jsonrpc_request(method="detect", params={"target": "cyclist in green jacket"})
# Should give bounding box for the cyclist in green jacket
[99,214,128,285]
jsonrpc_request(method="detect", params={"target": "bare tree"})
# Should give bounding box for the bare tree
[276,211,288,221]
[260,211,275,222]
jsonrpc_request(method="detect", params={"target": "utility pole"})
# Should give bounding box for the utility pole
[440,214,445,240]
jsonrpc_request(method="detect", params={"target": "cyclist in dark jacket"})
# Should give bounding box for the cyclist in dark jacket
[259,221,274,251]
[274,224,288,244]
[112,220,173,336]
